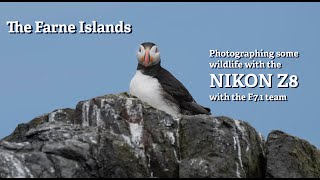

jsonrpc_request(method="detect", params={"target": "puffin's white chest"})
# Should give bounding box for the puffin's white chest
[129,70,179,117]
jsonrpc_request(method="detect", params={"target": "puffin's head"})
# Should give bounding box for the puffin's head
[136,42,160,67]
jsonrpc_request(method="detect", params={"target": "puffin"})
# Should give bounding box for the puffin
[129,42,211,118]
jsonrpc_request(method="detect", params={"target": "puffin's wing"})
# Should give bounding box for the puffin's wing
[181,101,211,115]
[155,68,211,115]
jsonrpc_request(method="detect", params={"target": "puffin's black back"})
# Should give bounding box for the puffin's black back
[137,63,211,115]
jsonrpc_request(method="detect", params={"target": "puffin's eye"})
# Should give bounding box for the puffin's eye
[155,47,159,53]
[139,47,141,52]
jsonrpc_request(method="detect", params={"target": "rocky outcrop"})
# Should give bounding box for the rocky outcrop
[265,130,320,178]
[0,93,318,178]
[179,116,265,178]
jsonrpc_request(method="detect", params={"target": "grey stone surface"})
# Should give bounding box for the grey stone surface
[0,93,318,178]
[265,130,320,178]
[179,115,265,178]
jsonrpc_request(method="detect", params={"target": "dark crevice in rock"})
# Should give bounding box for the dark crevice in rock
[46,154,62,178]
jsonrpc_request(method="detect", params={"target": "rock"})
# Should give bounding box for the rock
[0,122,98,178]
[179,116,265,178]
[265,130,320,178]
[2,108,75,142]
[0,92,318,178]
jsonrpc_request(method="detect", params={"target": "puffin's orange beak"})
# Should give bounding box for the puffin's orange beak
[144,50,150,67]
